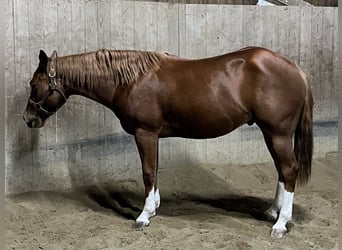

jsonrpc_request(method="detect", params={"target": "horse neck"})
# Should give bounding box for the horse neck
[57,56,118,108]
[67,80,117,108]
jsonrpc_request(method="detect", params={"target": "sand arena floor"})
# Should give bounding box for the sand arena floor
[6,153,337,250]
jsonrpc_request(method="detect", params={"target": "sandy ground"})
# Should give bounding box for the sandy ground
[6,153,338,250]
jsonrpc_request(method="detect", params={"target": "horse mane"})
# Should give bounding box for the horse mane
[56,49,167,90]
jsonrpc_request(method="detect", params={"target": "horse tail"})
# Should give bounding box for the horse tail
[294,66,313,186]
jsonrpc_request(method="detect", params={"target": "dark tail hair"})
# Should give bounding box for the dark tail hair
[294,67,313,185]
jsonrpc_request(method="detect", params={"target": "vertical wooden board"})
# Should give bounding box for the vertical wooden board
[287,6,301,64]
[98,0,112,48]
[5,2,17,188]
[178,4,186,57]
[185,4,206,57]
[5,0,16,97]
[275,7,290,57]
[299,7,312,89]
[310,7,323,122]
[331,8,337,120]
[321,7,336,154]
[42,0,58,50]
[222,130,241,164]
[261,7,288,54]
[110,0,123,50]
[221,5,243,52]
[5,96,20,151]
[85,0,99,51]
[157,2,168,52]
[123,137,139,179]
[186,138,196,163]
[261,7,274,50]
[13,0,31,97]
[242,6,263,48]
[122,0,135,49]
[71,0,86,54]
[310,7,323,152]
[134,2,147,50]
[12,0,33,190]
[321,9,334,94]
[133,2,158,51]
[167,3,179,54]
[145,3,158,51]
[206,5,221,56]
[184,4,194,58]
[57,0,72,55]
[28,0,44,76]
[321,7,334,124]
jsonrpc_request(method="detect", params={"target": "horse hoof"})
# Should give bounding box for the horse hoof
[271,228,287,240]
[134,221,149,230]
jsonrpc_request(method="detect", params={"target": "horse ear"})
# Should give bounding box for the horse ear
[50,50,58,60]
[39,50,48,66]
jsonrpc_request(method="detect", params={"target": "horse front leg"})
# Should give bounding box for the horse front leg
[134,128,160,230]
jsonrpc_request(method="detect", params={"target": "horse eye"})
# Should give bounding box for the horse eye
[30,82,36,88]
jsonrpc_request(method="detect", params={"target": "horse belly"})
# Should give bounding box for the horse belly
[160,109,248,139]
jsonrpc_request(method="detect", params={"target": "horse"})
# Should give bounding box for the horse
[23,47,313,240]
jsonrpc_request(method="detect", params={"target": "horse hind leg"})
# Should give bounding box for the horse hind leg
[262,132,299,240]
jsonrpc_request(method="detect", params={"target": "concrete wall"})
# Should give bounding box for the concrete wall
[5,0,337,194]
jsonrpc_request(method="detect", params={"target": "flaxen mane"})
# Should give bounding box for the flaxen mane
[56,49,167,90]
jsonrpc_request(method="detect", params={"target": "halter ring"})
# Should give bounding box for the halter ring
[49,68,56,78]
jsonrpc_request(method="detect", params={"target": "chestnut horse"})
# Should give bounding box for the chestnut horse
[23,47,313,239]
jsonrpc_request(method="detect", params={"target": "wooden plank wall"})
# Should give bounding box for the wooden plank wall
[5,0,338,193]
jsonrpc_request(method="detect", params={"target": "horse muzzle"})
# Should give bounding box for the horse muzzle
[23,112,44,128]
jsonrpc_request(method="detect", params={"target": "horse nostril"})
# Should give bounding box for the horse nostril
[27,118,37,128]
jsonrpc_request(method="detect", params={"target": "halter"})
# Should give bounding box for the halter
[28,61,67,116]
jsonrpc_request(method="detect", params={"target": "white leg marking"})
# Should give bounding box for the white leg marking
[271,190,294,239]
[265,182,285,220]
[136,187,156,228]
[154,188,160,208]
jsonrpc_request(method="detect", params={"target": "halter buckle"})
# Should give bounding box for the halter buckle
[49,68,56,78]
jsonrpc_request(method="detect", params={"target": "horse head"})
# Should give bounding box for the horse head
[23,50,67,128]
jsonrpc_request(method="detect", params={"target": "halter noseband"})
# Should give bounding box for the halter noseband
[28,62,67,116]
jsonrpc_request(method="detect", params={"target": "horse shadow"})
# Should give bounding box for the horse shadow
[81,179,310,225]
